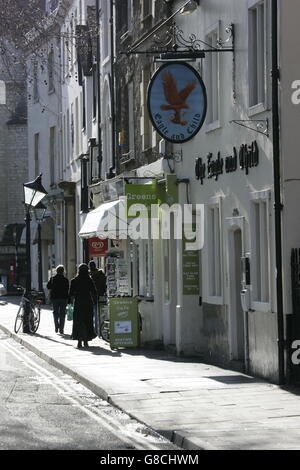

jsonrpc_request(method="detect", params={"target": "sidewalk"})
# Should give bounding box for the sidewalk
[1,298,300,450]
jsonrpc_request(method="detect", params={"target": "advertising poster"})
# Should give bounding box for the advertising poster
[88,237,108,257]
[182,251,200,295]
[109,297,139,348]
[182,226,200,295]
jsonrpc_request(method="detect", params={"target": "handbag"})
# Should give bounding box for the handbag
[66,304,74,321]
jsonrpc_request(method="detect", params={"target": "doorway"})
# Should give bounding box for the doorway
[229,228,245,362]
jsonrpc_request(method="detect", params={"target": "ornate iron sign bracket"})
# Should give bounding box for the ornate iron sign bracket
[230,119,269,137]
[121,22,234,58]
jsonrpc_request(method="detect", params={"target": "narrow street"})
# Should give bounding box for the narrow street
[0,331,178,451]
[1,0,300,453]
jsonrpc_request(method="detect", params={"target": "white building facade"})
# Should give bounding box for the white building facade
[136,0,300,383]
[25,0,300,384]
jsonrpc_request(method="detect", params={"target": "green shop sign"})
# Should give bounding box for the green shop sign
[125,183,158,218]
[125,176,178,219]
[182,251,200,295]
[109,297,140,348]
[182,227,199,295]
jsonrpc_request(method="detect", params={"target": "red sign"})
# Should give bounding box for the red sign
[88,238,108,257]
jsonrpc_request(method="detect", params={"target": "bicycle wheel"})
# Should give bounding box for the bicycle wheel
[29,305,40,333]
[100,321,110,342]
[14,305,24,333]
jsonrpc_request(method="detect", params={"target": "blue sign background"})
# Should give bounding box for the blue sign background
[147,62,207,143]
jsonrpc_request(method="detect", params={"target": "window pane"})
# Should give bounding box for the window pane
[205,30,219,124]
[249,2,265,107]
[254,202,261,300]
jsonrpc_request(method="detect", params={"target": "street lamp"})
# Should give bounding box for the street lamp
[23,174,48,332]
[179,0,200,15]
[33,201,47,303]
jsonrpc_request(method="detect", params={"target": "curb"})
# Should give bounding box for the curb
[0,322,208,451]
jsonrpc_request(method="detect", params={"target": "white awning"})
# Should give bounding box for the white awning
[78,199,127,239]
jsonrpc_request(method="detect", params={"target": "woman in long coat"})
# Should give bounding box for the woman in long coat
[69,263,97,349]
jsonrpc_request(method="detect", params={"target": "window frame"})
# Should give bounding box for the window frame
[132,237,154,299]
[49,126,56,187]
[203,197,223,305]
[247,0,270,115]
[250,189,271,312]
[0,80,6,105]
[204,21,221,132]
[48,48,55,94]
[140,65,154,151]
[34,133,39,176]
[33,60,39,103]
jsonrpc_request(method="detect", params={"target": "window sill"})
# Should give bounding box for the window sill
[204,295,223,305]
[205,120,221,133]
[251,301,271,313]
[248,102,267,117]
[136,295,154,302]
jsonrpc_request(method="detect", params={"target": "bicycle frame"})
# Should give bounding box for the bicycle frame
[14,286,42,334]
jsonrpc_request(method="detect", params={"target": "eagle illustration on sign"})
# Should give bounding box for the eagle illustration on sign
[147,62,207,144]
[161,72,196,126]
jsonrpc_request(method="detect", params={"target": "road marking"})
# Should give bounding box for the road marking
[0,338,162,450]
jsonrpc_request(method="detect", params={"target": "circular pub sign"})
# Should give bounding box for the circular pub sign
[147,62,207,144]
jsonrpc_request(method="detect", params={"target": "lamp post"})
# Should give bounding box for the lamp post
[33,201,47,303]
[23,174,48,332]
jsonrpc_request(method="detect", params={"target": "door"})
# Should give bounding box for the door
[229,228,245,362]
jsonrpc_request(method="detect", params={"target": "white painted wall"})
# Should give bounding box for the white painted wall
[27,20,62,289]
[279,0,300,315]
[163,0,278,375]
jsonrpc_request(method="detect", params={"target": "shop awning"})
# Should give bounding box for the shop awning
[78,199,127,239]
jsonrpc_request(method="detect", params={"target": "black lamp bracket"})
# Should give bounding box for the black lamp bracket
[230,119,269,137]
[161,149,183,162]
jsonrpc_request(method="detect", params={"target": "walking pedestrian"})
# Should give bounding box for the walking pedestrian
[88,260,107,335]
[69,263,97,349]
[47,265,69,335]
[88,261,106,296]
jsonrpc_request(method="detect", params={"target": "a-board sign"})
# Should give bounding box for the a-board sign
[109,297,139,348]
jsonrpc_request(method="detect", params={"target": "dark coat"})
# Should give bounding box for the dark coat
[47,274,69,300]
[69,274,97,341]
[90,269,106,296]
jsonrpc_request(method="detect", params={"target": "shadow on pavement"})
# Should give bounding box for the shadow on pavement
[32,331,121,357]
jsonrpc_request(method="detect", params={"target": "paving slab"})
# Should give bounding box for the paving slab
[1,297,300,450]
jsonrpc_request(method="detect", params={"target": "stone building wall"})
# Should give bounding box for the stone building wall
[114,0,170,175]
[0,49,28,284]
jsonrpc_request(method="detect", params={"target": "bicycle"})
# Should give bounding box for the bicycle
[14,287,43,334]
[98,299,110,342]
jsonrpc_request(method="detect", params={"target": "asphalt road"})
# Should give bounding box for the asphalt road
[0,331,178,451]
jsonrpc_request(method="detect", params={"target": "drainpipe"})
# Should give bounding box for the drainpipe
[96,0,103,179]
[109,0,116,176]
[271,0,285,384]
